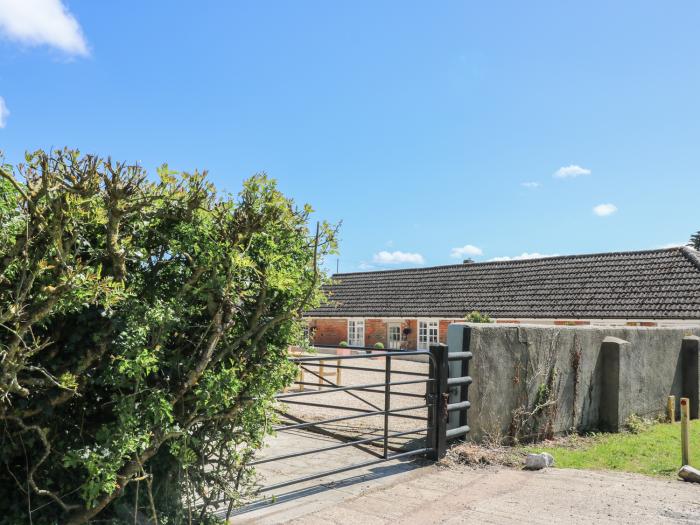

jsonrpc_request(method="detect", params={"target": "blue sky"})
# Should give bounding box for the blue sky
[0,1,698,272]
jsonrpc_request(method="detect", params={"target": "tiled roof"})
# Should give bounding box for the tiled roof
[307,247,700,320]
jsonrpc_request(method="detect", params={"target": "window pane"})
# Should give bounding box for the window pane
[348,320,364,346]
[417,320,439,349]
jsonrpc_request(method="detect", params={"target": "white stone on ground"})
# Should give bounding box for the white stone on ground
[678,465,700,482]
[524,452,554,470]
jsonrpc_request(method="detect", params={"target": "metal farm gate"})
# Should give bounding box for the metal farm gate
[252,324,473,495]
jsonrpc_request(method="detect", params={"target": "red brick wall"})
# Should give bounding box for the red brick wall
[310,319,347,345]
[365,319,387,347]
[309,318,460,349]
[439,320,457,344]
[404,319,418,349]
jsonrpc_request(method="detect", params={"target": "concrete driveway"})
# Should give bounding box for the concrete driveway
[232,351,700,524]
[235,461,700,524]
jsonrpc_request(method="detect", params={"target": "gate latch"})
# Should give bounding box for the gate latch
[441,392,449,421]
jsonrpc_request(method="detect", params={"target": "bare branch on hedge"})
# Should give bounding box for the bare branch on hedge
[8,416,80,512]
[0,165,28,200]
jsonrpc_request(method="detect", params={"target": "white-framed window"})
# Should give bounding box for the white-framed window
[417,320,439,350]
[347,319,365,347]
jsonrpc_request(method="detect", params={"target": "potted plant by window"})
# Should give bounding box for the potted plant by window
[365,341,383,358]
[338,340,350,356]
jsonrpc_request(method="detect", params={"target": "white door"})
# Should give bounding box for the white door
[388,323,401,349]
[348,319,365,347]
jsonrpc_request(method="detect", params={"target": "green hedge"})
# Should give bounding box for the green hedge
[0,149,336,524]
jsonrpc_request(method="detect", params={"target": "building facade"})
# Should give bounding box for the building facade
[305,247,700,349]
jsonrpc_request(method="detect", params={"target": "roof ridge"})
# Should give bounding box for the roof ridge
[333,247,686,277]
[681,246,700,272]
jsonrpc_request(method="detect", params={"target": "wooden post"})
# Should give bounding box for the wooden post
[668,395,676,423]
[335,358,342,386]
[681,397,690,466]
[318,363,324,390]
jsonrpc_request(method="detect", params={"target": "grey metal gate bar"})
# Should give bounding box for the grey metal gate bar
[445,324,474,440]
[253,336,473,495]
[252,349,443,493]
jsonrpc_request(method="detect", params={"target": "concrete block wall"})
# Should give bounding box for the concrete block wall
[463,323,700,442]
[682,336,700,419]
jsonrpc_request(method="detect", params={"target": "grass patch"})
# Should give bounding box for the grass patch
[524,420,700,478]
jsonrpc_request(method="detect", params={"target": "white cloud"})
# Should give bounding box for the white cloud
[0,0,89,56]
[0,97,8,128]
[521,181,540,189]
[593,203,617,217]
[372,250,425,265]
[658,242,684,249]
[554,165,591,179]
[489,252,559,262]
[357,262,377,271]
[450,244,483,258]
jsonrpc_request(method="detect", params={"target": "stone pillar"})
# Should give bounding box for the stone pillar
[599,336,632,432]
[682,336,700,420]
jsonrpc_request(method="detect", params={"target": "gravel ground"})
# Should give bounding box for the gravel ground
[277,352,430,450]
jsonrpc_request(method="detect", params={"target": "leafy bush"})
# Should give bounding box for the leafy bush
[0,149,336,524]
[338,341,349,347]
[465,310,493,323]
[373,342,384,349]
[624,414,653,434]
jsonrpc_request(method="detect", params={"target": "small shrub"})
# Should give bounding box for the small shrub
[339,340,349,347]
[374,342,384,349]
[624,414,652,434]
[465,310,493,323]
